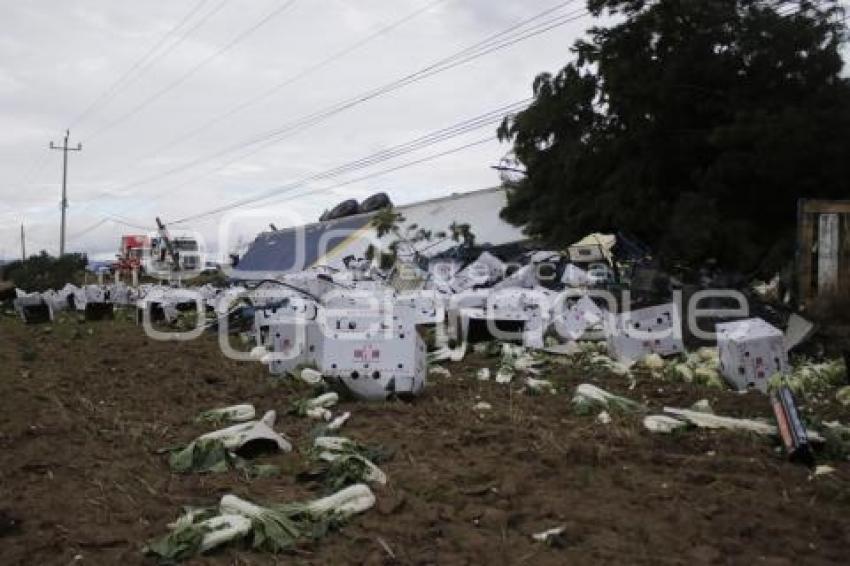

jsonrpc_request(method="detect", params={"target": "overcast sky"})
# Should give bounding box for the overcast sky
[0,0,596,260]
[0,1,846,261]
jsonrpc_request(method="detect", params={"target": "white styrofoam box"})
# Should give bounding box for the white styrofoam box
[716,318,788,393]
[395,290,445,325]
[39,290,66,313]
[553,295,605,341]
[13,295,54,323]
[453,289,549,348]
[212,286,247,315]
[321,335,427,400]
[561,264,590,287]
[445,290,489,341]
[316,301,427,399]
[575,295,604,325]
[606,303,684,364]
[107,283,133,306]
[492,264,537,290]
[447,289,489,312]
[84,285,109,303]
[426,260,462,293]
[319,327,427,400]
[140,288,201,321]
[246,285,312,309]
[321,298,418,336]
[321,289,382,310]
[254,295,318,351]
[486,289,546,322]
[266,320,324,375]
[277,269,338,300]
[449,252,506,292]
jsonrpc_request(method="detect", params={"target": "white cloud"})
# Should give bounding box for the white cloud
[0,0,599,258]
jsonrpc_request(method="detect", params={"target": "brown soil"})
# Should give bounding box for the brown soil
[1,313,849,565]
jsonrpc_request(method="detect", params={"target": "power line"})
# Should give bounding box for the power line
[67,1,586,236]
[270,136,496,205]
[67,213,154,241]
[77,0,230,138]
[102,214,152,231]
[82,0,819,200]
[70,99,529,239]
[61,2,831,243]
[83,0,298,142]
[69,217,110,240]
[197,4,586,168]
[68,2,588,239]
[6,2,215,222]
[67,0,213,130]
[184,136,497,227]
[197,5,587,169]
[132,0,451,164]
[174,4,821,224]
[84,1,587,199]
[170,99,531,224]
[175,98,529,209]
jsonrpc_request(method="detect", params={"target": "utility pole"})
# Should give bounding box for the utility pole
[49,130,82,256]
[20,223,26,261]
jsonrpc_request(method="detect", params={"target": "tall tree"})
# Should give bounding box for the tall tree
[498,0,850,275]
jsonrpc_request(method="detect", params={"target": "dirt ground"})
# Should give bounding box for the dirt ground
[1,312,849,565]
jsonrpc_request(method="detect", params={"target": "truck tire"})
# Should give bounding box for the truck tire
[360,192,392,213]
[321,199,360,221]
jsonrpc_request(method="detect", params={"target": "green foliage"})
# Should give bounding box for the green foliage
[171,310,205,331]
[819,421,850,460]
[301,440,392,492]
[482,341,504,357]
[498,0,850,275]
[370,208,406,238]
[317,454,373,492]
[245,505,303,553]
[367,206,476,269]
[448,221,475,247]
[288,398,313,417]
[169,438,233,474]
[146,489,366,561]
[168,438,279,478]
[143,508,216,561]
[571,383,644,415]
[241,501,343,553]
[768,356,847,399]
[2,251,87,291]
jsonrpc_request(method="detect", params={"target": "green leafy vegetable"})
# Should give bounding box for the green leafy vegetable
[167,438,279,478]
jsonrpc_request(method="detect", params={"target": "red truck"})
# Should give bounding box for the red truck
[117,235,150,274]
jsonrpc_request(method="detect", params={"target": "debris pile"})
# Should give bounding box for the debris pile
[7,230,850,562]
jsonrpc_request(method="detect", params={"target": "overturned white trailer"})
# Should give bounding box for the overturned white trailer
[231,187,527,280]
